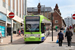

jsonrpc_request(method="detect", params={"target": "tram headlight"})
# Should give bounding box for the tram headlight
[37,35,40,37]
[25,35,29,37]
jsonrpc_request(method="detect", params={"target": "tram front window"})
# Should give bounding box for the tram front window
[26,21,39,32]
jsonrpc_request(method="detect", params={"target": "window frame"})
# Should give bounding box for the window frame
[55,20,58,23]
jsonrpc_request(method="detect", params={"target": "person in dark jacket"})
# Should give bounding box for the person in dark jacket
[21,28,24,35]
[65,28,73,46]
[58,30,64,46]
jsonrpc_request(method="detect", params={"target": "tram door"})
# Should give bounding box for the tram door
[41,23,46,33]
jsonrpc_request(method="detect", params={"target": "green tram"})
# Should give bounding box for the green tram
[24,15,51,42]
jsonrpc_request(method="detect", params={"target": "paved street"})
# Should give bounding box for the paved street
[0,43,75,50]
[0,30,75,50]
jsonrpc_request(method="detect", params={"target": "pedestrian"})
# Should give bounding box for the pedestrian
[0,31,2,43]
[19,30,21,36]
[17,29,21,36]
[65,28,73,46]
[55,26,58,32]
[73,27,75,34]
[57,30,64,46]
[21,28,24,36]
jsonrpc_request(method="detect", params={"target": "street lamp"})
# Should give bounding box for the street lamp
[51,10,54,41]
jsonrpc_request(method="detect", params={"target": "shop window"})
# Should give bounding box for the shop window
[0,21,5,37]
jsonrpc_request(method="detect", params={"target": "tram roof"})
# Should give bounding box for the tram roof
[25,15,51,23]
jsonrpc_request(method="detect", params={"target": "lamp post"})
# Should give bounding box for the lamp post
[68,17,69,27]
[51,10,54,41]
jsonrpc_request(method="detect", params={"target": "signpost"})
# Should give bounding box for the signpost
[8,12,14,43]
[72,14,75,19]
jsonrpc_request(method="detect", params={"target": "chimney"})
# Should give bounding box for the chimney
[37,3,41,14]
[54,4,58,11]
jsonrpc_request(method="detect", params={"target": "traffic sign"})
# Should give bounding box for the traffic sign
[72,14,75,19]
[8,12,14,43]
[9,12,14,18]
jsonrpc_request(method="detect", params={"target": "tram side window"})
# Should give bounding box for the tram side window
[41,23,45,33]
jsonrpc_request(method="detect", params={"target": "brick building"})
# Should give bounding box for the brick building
[53,4,66,29]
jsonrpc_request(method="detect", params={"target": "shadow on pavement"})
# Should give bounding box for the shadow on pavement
[25,42,42,44]
[55,42,75,46]
[63,42,75,46]
[9,37,42,45]
[9,37,24,44]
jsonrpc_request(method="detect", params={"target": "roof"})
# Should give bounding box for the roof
[27,7,52,12]
[25,15,51,24]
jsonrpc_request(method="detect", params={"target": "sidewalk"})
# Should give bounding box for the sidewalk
[0,34,24,45]
[1,30,75,45]
[44,30,75,43]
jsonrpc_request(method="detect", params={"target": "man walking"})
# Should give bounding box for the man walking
[58,30,64,46]
[65,28,73,46]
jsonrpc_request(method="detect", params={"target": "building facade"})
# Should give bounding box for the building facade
[52,4,66,29]
[27,3,52,20]
[64,17,74,27]
[0,0,27,37]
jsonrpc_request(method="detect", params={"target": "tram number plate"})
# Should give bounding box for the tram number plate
[31,34,34,36]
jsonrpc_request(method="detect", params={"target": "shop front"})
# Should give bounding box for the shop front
[0,12,6,37]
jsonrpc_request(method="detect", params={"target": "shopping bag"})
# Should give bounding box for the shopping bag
[56,39,59,43]
[64,30,66,33]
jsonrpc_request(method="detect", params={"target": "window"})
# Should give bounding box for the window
[41,23,45,33]
[45,9,47,11]
[3,2,6,7]
[25,16,40,32]
[26,24,39,32]
[20,14,21,17]
[55,20,58,23]
[16,12,18,16]
[8,6,11,11]
[13,9,15,13]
